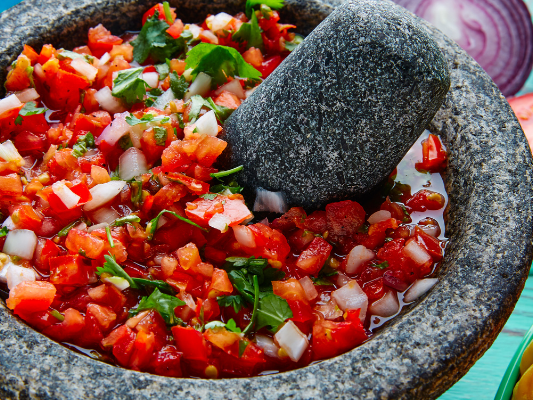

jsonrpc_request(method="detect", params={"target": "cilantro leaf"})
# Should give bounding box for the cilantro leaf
[19,101,47,116]
[204,97,234,123]
[246,0,284,17]
[154,126,168,146]
[111,215,141,226]
[228,269,256,304]
[131,278,176,294]
[232,12,263,50]
[72,132,95,157]
[57,50,95,63]
[210,180,243,194]
[96,254,138,289]
[200,193,218,200]
[185,43,261,86]
[187,95,234,123]
[112,67,148,104]
[255,293,292,332]
[204,321,226,330]
[217,294,245,313]
[156,63,170,79]
[125,113,170,126]
[310,276,334,286]
[14,116,22,125]
[129,288,185,325]
[130,180,143,208]
[239,339,249,357]
[131,11,187,63]
[225,318,242,333]
[0,226,9,237]
[169,71,189,99]
[148,209,208,239]
[285,34,304,51]
[243,275,260,334]
[211,165,243,179]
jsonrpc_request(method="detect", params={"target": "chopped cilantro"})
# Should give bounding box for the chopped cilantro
[72,132,95,157]
[239,339,249,357]
[129,288,186,325]
[148,209,209,239]
[112,67,149,104]
[200,193,218,200]
[154,126,168,146]
[255,293,292,332]
[210,180,243,194]
[130,180,143,208]
[232,12,263,50]
[150,88,164,96]
[176,113,185,128]
[131,278,176,294]
[57,50,95,63]
[111,215,141,226]
[105,226,115,248]
[204,321,226,330]
[14,116,22,125]
[131,10,187,63]
[310,276,334,286]
[49,310,65,322]
[57,219,80,237]
[125,113,170,126]
[245,0,284,17]
[373,260,389,270]
[97,254,138,289]
[187,95,235,123]
[0,226,8,237]
[225,318,242,333]
[162,1,174,24]
[242,275,260,334]
[211,165,243,179]
[217,295,244,313]
[285,33,304,51]
[185,43,262,86]
[169,71,189,99]
[19,101,47,116]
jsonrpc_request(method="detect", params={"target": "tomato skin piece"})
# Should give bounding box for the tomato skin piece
[172,326,210,362]
[43,308,85,342]
[295,237,332,275]
[405,189,445,212]
[6,281,57,313]
[415,134,447,173]
[271,207,307,232]
[87,24,123,58]
[151,345,183,377]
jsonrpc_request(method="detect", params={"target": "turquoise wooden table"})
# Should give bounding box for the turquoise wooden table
[1,1,533,399]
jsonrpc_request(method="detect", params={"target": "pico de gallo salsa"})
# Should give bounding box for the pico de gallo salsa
[0,0,448,378]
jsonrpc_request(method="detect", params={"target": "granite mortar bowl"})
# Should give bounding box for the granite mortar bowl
[0,0,532,399]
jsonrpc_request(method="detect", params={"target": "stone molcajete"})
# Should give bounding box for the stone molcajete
[222,0,450,209]
[0,0,532,399]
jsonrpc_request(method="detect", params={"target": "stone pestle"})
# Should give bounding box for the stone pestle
[220,0,450,210]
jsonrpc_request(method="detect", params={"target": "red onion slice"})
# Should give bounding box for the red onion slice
[393,0,533,96]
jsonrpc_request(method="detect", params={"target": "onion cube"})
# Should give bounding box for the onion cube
[274,320,309,362]
[6,264,36,290]
[332,280,368,322]
[345,245,375,274]
[3,229,38,260]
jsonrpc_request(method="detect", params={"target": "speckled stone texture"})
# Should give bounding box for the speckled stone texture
[0,0,532,399]
[221,0,450,209]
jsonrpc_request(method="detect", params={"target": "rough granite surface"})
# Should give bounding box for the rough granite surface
[221,0,450,209]
[0,0,532,399]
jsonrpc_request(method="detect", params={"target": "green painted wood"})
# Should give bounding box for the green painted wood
[439,274,533,400]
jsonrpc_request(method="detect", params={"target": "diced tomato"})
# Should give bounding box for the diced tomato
[34,239,61,273]
[161,140,191,171]
[49,254,96,286]
[166,19,184,39]
[88,24,123,58]
[207,268,233,297]
[287,299,314,325]
[195,135,228,167]
[326,200,366,238]
[213,91,241,109]
[5,54,33,92]
[43,308,85,342]
[405,190,446,212]
[13,131,47,155]
[242,47,264,68]
[414,227,443,261]
[6,281,56,313]
[271,207,307,232]
[302,210,327,234]
[295,237,332,275]
[22,45,39,64]
[217,341,266,377]
[185,194,252,228]
[509,93,533,151]
[142,3,176,25]
[273,279,308,303]
[11,204,42,230]
[362,277,385,300]
[0,173,23,196]
[47,149,79,178]
[65,229,106,259]
[415,134,447,173]
[113,326,137,367]
[164,172,210,195]
[151,345,183,377]
[172,326,210,362]
[312,310,368,360]
[257,55,281,78]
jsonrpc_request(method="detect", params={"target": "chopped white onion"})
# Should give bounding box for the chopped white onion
[83,180,127,211]
[185,72,211,100]
[402,239,432,266]
[102,276,130,291]
[253,188,288,213]
[369,291,400,318]
[206,12,233,31]
[332,280,368,322]
[153,89,176,111]
[87,222,109,232]
[98,52,111,66]
[418,223,440,238]
[2,217,15,230]
[0,94,22,116]
[95,111,130,145]
[195,110,218,136]
[232,225,256,248]
[34,63,45,81]
[315,299,343,320]
[94,87,127,115]
[299,276,318,301]
[91,207,120,225]
[3,229,38,260]
[119,147,148,181]
[142,72,159,88]
[214,79,246,99]
[208,213,232,233]
[345,245,375,274]
[367,210,392,225]
[274,320,309,362]
[0,140,25,166]
[186,24,202,39]
[16,88,40,103]
[52,181,80,209]
[255,334,280,359]
[129,125,144,148]
[336,272,352,287]
[6,264,36,290]
[71,58,98,82]
[0,260,12,283]
[403,278,438,303]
